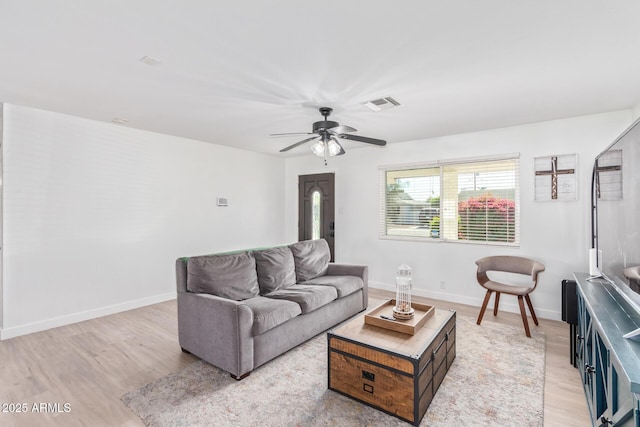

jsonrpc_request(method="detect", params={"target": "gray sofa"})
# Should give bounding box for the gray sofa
[176,238,368,379]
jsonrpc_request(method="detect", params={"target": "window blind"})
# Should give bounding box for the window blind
[380,156,520,246]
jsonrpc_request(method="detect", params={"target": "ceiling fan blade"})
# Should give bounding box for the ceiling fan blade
[338,133,387,146]
[328,124,357,134]
[279,136,319,152]
[270,132,314,137]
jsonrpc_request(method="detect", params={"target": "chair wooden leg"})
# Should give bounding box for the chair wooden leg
[477,290,492,325]
[493,292,501,316]
[525,294,539,325]
[518,295,531,337]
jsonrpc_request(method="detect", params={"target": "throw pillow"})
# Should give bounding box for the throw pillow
[187,252,259,301]
[288,238,331,282]
[253,246,297,294]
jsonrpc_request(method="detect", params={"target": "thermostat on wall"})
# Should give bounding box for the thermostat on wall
[216,197,228,207]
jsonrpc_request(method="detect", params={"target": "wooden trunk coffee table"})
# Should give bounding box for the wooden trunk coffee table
[327,304,456,426]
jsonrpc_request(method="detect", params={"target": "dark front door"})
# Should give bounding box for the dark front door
[298,173,335,261]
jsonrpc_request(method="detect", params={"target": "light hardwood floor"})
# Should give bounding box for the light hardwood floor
[0,291,590,426]
[370,289,591,427]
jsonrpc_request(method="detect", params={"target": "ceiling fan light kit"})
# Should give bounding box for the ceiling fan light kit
[327,138,342,156]
[311,136,342,156]
[310,139,325,157]
[272,107,387,164]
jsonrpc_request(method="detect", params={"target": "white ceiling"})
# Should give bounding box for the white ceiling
[2,1,640,156]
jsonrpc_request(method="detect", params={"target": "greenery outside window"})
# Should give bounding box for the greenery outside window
[380,155,520,246]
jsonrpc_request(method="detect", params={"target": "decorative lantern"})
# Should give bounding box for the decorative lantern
[393,264,415,320]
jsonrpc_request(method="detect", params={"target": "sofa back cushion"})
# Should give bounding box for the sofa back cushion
[289,239,331,282]
[253,246,297,294]
[186,252,259,301]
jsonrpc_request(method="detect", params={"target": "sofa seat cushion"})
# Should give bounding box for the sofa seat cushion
[242,297,302,336]
[265,284,337,314]
[288,239,331,282]
[187,252,259,301]
[253,246,296,295]
[300,275,364,298]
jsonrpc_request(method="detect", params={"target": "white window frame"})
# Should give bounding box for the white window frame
[379,154,520,247]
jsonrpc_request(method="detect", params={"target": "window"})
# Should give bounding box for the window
[311,190,321,240]
[380,155,520,245]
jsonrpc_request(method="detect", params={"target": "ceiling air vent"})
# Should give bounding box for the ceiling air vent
[362,96,401,112]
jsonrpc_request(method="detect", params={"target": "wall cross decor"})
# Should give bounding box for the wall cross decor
[534,154,577,201]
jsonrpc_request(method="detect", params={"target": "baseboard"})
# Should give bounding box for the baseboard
[369,281,562,321]
[0,292,176,340]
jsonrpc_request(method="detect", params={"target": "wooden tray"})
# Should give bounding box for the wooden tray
[364,299,435,335]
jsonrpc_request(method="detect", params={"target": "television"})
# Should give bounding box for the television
[591,117,640,340]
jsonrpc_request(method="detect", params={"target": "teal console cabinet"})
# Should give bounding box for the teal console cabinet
[574,273,640,426]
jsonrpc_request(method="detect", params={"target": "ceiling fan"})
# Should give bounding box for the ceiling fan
[272,107,386,164]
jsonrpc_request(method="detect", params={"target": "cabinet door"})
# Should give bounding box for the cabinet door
[593,332,608,420]
[602,362,636,426]
[578,293,597,410]
[576,293,588,385]
[578,292,608,422]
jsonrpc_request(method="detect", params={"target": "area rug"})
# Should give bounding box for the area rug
[122,315,545,427]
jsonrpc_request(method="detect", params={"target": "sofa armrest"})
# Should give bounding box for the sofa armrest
[177,291,254,378]
[327,263,368,281]
[176,258,188,293]
[327,264,368,309]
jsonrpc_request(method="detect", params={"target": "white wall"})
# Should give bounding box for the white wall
[0,104,4,332]
[633,102,640,121]
[1,104,286,339]
[285,110,633,320]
